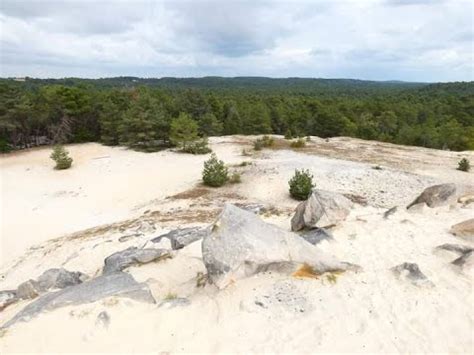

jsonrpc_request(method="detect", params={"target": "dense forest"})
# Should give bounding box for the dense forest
[0,77,473,152]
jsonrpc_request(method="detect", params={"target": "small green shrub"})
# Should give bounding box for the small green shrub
[284,129,293,140]
[457,158,471,172]
[253,139,263,151]
[241,148,252,156]
[50,145,73,170]
[0,138,11,153]
[288,169,315,200]
[164,292,177,300]
[238,161,251,167]
[229,172,242,184]
[202,153,228,187]
[261,135,274,147]
[183,137,212,154]
[290,138,306,148]
[253,135,274,150]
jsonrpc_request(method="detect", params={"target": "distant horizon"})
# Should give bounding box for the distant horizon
[4,75,473,84]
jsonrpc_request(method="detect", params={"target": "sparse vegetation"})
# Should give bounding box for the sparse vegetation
[170,113,211,154]
[292,263,319,279]
[202,153,228,187]
[290,137,306,148]
[196,272,207,288]
[50,145,73,170]
[253,135,274,150]
[182,137,212,154]
[229,172,242,184]
[241,148,252,156]
[238,161,251,167]
[288,169,315,200]
[284,129,293,140]
[253,139,263,151]
[457,158,470,172]
[164,292,177,300]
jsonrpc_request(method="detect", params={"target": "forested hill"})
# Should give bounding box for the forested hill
[8,76,429,94]
[0,77,473,152]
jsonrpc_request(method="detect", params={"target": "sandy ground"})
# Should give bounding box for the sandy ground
[0,136,473,353]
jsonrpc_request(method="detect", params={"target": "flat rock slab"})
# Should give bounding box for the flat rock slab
[2,272,155,328]
[407,183,457,209]
[103,247,171,274]
[435,243,473,255]
[300,228,334,245]
[152,227,208,250]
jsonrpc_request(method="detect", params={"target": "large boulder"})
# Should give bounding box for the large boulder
[103,247,171,274]
[202,204,358,288]
[291,190,353,231]
[407,183,457,209]
[3,272,155,328]
[449,219,474,240]
[16,268,88,300]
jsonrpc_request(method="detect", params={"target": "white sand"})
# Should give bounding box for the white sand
[0,136,473,353]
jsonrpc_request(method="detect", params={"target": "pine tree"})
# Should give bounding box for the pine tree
[50,145,73,169]
[170,113,200,151]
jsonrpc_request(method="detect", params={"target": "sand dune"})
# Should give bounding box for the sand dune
[0,136,473,353]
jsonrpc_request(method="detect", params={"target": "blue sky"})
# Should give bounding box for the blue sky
[0,0,472,82]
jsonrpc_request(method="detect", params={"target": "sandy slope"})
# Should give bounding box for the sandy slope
[0,136,473,353]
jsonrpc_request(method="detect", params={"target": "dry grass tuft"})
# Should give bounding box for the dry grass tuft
[168,186,211,200]
[292,263,320,279]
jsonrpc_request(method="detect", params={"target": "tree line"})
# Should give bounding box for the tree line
[0,77,472,152]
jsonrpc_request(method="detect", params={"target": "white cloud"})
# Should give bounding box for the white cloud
[0,0,472,81]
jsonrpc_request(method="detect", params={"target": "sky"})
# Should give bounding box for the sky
[0,0,472,82]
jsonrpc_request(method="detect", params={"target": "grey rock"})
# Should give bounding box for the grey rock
[16,280,41,300]
[158,297,191,309]
[391,262,433,287]
[449,218,474,240]
[383,206,398,219]
[407,183,457,209]
[118,234,139,243]
[435,243,473,255]
[151,227,208,250]
[291,189,353,231]
[300,228,334,245]
[96,311,111,328]
[452,250,473,269]
[0,290,18,311]
[234,203,265,214]
[36,268,88,291]
[17,268,88,300]
[103,247,170,274]
[134,220,156,234]
[202,204,359,289]
[3,272,155,328]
